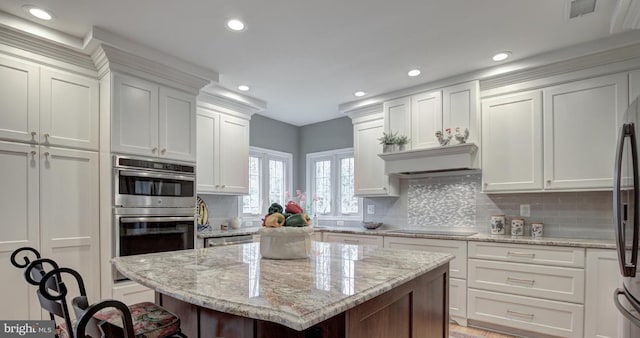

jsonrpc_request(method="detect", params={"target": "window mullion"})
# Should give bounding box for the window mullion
[332,155,338,217]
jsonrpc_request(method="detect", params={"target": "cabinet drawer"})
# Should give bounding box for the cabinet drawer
[322,233,383,247]
[383,236,467,278]
[468,289,584,337]
[450,278,467,323]
[468,242,585,267]
[468,259,584,303]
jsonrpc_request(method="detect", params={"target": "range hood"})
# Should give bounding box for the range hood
[378,143,479,176]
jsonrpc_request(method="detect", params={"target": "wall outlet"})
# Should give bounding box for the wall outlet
[520,204,531,217]
[367,205,375,214]
[245,221,253,227]
[336,220,344,226]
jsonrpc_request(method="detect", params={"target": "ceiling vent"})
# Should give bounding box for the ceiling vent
[569,0,597,19]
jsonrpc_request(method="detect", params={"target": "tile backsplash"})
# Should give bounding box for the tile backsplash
[366,173,615,240]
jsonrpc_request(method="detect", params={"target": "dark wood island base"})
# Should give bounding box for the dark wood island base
[157,263,449,338]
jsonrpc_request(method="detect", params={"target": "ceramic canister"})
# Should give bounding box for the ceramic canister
[511,218,524,236]
[531,223,544,238]
[490,215,506,235]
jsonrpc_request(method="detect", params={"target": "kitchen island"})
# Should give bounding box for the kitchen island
[112,241,453,338]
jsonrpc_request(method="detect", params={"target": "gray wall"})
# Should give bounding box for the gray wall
[250,114,301,186]
[298,117,353,189]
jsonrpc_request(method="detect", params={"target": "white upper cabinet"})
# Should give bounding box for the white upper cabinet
[383,97,411,146]
[443,81,479,143]
[159,87,196,162]
[543,73,627,190]
[353,116,399,196]
[0,55,39,144]
[0,56,98,150]
[196,107,250,195]
[40,68,99,150]
[112,73,196,162]
[482,91,543,192]
[411,90,442,149]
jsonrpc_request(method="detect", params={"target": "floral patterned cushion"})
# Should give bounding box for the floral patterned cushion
[56,323,70,338]
[93,302,180,338]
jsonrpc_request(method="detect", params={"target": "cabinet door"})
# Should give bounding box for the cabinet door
[159,87,196,162]
[218,114,250,194]
[481,91,543,192]
[0,141,40,320]
[0,55,39,143]
[196,108,220,193]
[543,73,627,190]
[630,69,640,103]
[40,68,99,150]
[411,90,442,149]
[39,147,100,302]
[383,97,411,145]
[112,74,159,157]
[353,119,398,196]
[584,249,620,338]
[112,281,155,305]
[443,81,479,143]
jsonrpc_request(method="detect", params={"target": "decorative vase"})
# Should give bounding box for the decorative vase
[531,223,544,238]
[398,144,406,151]
[511,218,524,236]
[259,227,313,259]
[490,215,505,235]
[383,143,393,153]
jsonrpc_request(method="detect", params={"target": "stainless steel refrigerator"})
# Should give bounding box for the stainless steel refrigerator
[614,96,640,337]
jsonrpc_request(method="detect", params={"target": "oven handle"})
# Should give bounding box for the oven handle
[120,216,195,223]
[119,170,195,182]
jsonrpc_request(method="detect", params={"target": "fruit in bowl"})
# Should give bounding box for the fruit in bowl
[362,222,383,230]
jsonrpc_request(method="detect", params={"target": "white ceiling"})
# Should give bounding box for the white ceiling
[0,0,632,125]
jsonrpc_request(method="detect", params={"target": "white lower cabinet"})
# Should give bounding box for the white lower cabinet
[584,249,620,338]
[112,281,155,305]
[467,242,585,337]
[0,141,99,320]
[468,289,584,337]
[383,236,468,326]
[322,233,383,247]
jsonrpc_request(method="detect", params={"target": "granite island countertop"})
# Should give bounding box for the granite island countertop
[198,226,616,249]
[112,242,453,331]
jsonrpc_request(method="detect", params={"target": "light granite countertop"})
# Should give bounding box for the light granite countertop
[112,242,453,331]
[198,226,616,249]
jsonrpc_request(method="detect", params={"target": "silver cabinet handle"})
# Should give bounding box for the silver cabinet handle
[161,148,167,154]
[507,310,534,319]
[152,147,158,153]
[44,152,50,157]
[30,151,36,156]
[221,184,226,188]
[344,239,360,244]
[507,251,535,258]
[546,180,551,184]
[44,133,50,138]
[31,131,36,137]
[507,277,535,285]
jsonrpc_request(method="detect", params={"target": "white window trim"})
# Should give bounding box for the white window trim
[238,146,293,221]
[306,147,363,221]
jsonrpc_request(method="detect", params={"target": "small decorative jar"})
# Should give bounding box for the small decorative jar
[531,223,544,238]
[490,215,506,235]
[511,218,524,236]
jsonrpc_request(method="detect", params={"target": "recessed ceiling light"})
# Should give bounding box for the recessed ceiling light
[23,5,53,21]
[227,19,245,31]
[407,69,421,77]
[238,85,250,91]
[492,51,511,62]
[354,91,366,97]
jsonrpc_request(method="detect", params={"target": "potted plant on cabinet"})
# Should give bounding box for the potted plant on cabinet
[378,131,398,153]
[395,135,410,151]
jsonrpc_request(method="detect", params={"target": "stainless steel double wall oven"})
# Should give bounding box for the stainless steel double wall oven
[112,155,195,281]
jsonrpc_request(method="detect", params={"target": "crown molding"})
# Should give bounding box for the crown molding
[0,26,96,74]
[339,30,640,113]
[86,27,217,85]
[197,88,266,118]
[346,103,383,124]
[0,11,84,50]
[92,44,211,94]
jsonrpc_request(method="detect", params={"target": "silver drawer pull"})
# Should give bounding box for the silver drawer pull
[344,239,360,244]
[507,277,535,285]
[507,310,534,319]
[507,251,535,258]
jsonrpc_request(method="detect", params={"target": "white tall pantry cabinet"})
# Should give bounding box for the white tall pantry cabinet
[0,49,100,320]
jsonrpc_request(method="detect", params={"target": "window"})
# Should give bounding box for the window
[240,147,292,218]
[306,148,362,219]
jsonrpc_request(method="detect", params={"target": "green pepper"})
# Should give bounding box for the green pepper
[268,203,283,215]
[285,213,310,227]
